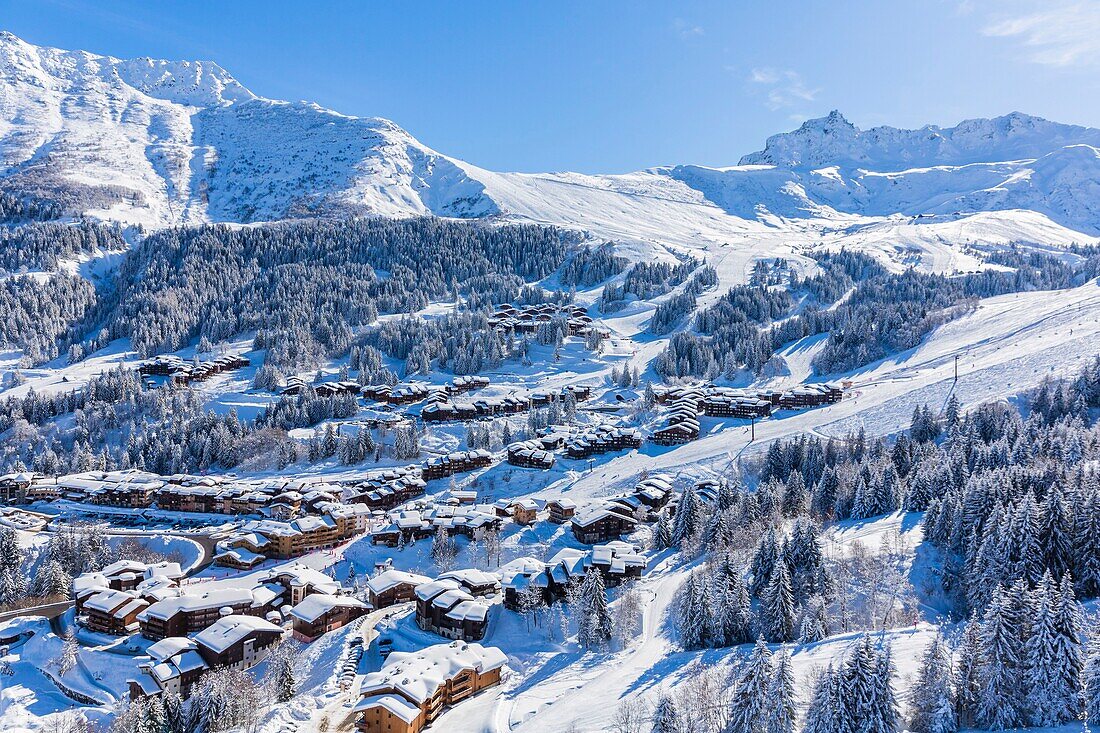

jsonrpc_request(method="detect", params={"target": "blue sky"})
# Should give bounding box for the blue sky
[2,0,1098,172]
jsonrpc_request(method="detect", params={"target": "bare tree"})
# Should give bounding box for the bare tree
[610,697,650,733]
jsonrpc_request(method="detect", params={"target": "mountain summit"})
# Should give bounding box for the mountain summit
[739,110,1100,169]
[1,32,1099,237]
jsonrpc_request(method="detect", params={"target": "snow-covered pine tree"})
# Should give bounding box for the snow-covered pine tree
[678,569,711,650]
[272,651,297,702]
[953,613,981,729]
[1049,573,1085,721]
[727,637,773,733]
[870,642,901,733]
[577,567,613,650]
[651,512,673,551]
[841,635,899,733]
[57,627,79,676]
[1084,632,1100,725]
[762,558,795,643]
[161,691,187,733]
[804,665,841,733]
[714,556,752,647]
[798,595,829,644]
[1074,479,1100,598]
[908,633,956,733]
[650,690,682,733]
[671,486,702,547]
[766,651,796,733]
[976,585,1025,730]
[749,528,780,598]
[1024,572,1065,726]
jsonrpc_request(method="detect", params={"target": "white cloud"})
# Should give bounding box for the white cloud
[672,18,704,39]
[748,67,819,110]
[982,1,1100,67]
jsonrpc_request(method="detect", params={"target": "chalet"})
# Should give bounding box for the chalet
[0,472,36,503]
[128,637,208,700]
[546,498,577,524]
[570,507,638,544]
[354,641,507,733]
[564,426,642,459]
[633,476,673,508]
[137,586,276,640]
[437,569,501,598]
[194,614,283,669]
[386,384,431,405]
[508,499,539,525]
[128,615,282,701]
[501,543,646,610]
[366,569,432,610]
[506,441,555,469]
[589,541,646,586]
[349,467,427,510]
[81,589,149,635]
[290,594,369,642]
[213,547,266,570]
[651,421,699,445]
[73,560,182,610]
[422,450,492,481]
[414,580,491,641]
[779,384,843,409]
[448,376,490,394]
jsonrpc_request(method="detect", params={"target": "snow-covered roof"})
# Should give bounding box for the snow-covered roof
[147,636,197,662]
[353,694,421,723]
[414,578,461,602]
[438,568,500,590]
[288,594,367,623]
[84,589,147,616]
[366,569,432,596]
[139,587,255,621]
[358,641,508,704]
[194,614,283,654]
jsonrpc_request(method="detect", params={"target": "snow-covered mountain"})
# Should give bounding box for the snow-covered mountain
[0,31,496,227]
[2,30,1100,242]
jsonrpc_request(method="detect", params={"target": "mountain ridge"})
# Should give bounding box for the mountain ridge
[2,31,1100,239]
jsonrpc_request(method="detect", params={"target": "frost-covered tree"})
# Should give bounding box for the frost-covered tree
[57,628,79,676]
[671,486,703,548]
[976,585,1025,730]
[908,633,956,733]
[766,651,796,733]
[678,570,711,651]
[727,637,773,733]
[761,559,795,643]
[577,567,613,650]
[650,690,682,733]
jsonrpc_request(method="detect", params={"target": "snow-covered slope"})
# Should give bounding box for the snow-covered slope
[0,31,496,227]
[3,32,1100,251]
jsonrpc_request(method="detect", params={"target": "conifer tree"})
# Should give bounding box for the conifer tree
[650,690,682,733]
[749,529,780,598]
[678,570,711,650]
[671,487,702,547]
[727,638,773,733]
[766,651,796,733]
[976,586,1024,730]
[953,613,981,729]
[651,513,673,551]
[577,567,613,650]
[273,652,298,702]
[909,633,956,733]
[1084,634,1100,725]
[762,559,795,643]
